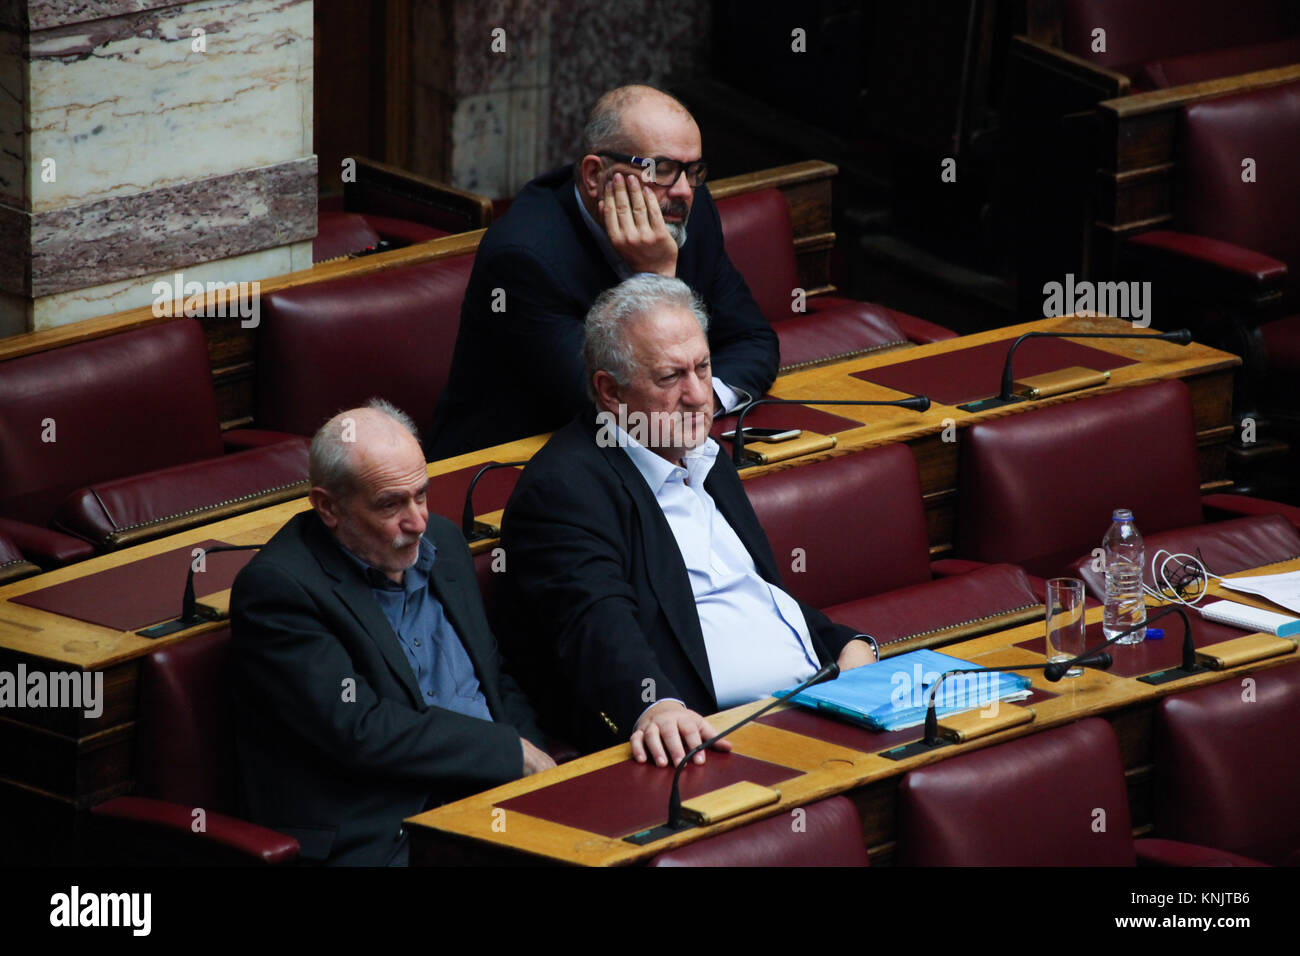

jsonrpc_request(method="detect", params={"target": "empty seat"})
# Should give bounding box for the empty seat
[953,379,1300,583]
[743,445,1042,655]
[649,795,869,867]
[91,627,299,864]
[897,717,1259,866]
[716,188,955,369]
[0,320,308,562]
[256,254,475,437]
[1154,661,1300,865]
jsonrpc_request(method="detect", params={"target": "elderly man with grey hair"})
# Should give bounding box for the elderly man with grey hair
[230,399,553,866]
[502,276,876,765]
[426,83,778,461]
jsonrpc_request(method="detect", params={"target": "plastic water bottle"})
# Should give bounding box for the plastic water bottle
[1102,508,1146,644]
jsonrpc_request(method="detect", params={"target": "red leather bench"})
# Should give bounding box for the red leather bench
[0,320,308,564]
[953,380,1300,587]
[742,444,1042,656]
[1060,0,1299,91]
[256,253,475,437]
[896,717,1261,866]
[716,188,955,370]
[0,532,39,585]
[90,627,300,864]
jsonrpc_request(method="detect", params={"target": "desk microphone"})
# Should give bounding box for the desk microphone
[461,460,527,542]
[958,328,1193,412]
[625,660,841,845]
[137,543,264,638]
[728,395,931,467]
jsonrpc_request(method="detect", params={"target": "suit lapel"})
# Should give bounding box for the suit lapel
[598,440,716,697]
[305,516,426,709]
[706,460,782,585]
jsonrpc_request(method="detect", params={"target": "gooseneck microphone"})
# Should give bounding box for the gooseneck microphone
[728,395,931,466]
[137,543,264,638]
[960,328,1193,411]
[461,460,527,542]
[625,660,840,844]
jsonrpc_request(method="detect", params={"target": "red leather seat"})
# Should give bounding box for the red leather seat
[897,717,1260,866]
[0,320,308,562]
[715,188,955,370]
[954,380,1300,582]
[313,211,382,262]
[0,531,38,584]
[1060,0,1295,88]
[91,627,299,864]
[743,445,1042,654]
[256,254,475,437]
[1154,661,1300,866]
[648,795,869,867]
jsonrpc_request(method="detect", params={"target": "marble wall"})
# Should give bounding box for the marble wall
[407,0,711,199]
[2,0,316,333]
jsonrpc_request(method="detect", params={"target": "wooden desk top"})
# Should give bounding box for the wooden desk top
[405,557,1300,866]
[0,315,1238,673]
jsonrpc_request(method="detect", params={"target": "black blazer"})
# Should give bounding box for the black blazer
[426,167,779,460]
[230,510,544,865]
[500,418,856,752]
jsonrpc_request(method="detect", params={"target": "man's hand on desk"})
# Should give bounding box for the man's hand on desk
[600,173,678,278]
[521,738,557,776]
[837,639,879,672]
[631,700,733,768]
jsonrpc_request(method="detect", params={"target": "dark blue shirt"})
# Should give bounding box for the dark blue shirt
[341,537,492,722]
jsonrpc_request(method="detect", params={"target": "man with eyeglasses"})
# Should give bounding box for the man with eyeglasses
[425,84,778,460]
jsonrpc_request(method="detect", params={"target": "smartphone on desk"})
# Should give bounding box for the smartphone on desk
[720,427,802,443]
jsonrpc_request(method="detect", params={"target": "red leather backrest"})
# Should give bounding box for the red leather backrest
[715,188,802,322]
[744,445,932,609]
[1181,80,1300,286]
[1061,0,1291,71]
[649,795,869,867]
[256,254,474,436]
[135,627,238,813]
[955,380,1204,578]
[897,717,1137,866]
[0,320,224,525]
[1068,514,1300,601]
[1155,661,1300,864]
[313,211,381,262]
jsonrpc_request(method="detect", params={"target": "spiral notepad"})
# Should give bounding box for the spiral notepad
[1198,600,1300,638]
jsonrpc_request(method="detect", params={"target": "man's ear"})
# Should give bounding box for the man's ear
[578,154,607,201]
[309,487,341,529]
[591,370,622,415]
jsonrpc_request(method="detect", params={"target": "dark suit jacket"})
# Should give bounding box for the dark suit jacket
[426,167,779,460]
[500,418,857,752]
[230,510,544,865]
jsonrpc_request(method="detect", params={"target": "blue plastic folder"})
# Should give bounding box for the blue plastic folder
[783,649,1033,732]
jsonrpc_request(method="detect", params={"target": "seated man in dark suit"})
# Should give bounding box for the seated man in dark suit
[426,84,779,460]
[501,276,876,767]
[230,400,553,865]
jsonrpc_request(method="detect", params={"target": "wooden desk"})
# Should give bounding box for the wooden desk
[406,558,1300,866]
[0,317,1237,861]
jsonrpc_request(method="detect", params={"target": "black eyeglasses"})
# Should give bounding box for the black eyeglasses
[598,151,708,188]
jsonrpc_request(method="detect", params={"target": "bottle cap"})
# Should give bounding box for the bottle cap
[1146,628,1163,640]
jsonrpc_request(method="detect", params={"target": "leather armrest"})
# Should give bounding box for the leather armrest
[92,795,299,864]
[1202,493,1300,532]
[1135,838,1268,868]
[0,517,96,566]
[222,429,311,453]
[1127,230,1288,302]
[807,296,957,345]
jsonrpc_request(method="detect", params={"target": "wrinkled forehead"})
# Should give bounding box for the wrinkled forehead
[620,103,702,160]
[627,306,709,370]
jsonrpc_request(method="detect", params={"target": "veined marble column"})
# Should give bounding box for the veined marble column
[0,0,316,336]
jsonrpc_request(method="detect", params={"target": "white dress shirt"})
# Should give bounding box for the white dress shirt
[619,429,818,709]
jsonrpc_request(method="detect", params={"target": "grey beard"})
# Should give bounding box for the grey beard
[665,218,687,248]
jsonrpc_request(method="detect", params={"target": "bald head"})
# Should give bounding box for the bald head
[310,400,422,500]
[580,85,695,157]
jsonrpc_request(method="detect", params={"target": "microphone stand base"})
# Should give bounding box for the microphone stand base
[463,521,500,544]
[137,604,219,638]
[1138,663,1208,685]
[879,737,953,761]
[623,820,696,845]
[957,395,1025,413]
